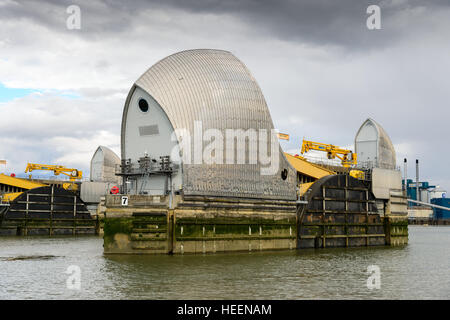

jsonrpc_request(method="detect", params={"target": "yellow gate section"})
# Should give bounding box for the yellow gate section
[0,174,47,202]
[284,153,335,196]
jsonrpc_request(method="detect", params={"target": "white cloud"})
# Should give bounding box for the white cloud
[51,130,120,169]
[0,92,121,175]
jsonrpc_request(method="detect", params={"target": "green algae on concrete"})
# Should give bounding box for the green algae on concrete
[103,217,134,251]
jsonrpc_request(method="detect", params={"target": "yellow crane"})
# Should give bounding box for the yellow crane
[300,139,365,179]
[25,163,82,191]
[300,139,357,168]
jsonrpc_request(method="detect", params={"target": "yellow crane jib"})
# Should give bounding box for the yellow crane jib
[300,139,357,168]
[25,163,83,181]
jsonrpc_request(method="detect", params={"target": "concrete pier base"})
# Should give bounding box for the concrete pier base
[384,216,409,246]
[102,194,297,254]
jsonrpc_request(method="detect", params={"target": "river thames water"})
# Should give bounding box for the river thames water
[0,226,448,300]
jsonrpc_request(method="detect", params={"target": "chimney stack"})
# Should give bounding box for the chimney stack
[404,158,407,193]
[416,159,420,202]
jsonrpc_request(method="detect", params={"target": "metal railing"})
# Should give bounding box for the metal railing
[357,160,400,171]
[116,155,178,176]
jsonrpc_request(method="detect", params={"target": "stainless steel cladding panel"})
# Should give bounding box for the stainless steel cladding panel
[355,118,396,170]
[81,181,117,204]
[90,146,121,183]
[121,49,296,200]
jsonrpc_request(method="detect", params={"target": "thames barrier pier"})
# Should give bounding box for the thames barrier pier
[99,49,408,254]
[101,49,298,254]
[102,195,297,254]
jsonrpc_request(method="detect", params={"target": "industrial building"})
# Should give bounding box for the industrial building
[431,198,450,219]
[405,180,437,204]
[403,177,449,222]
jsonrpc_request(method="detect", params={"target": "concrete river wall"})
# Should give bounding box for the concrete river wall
[101,192,408,255]
[102,194,297,254]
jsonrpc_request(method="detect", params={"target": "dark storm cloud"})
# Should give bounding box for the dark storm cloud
[142,0,450,49]
[152,0,383,48]
[1,0,449,187]
[0,0,138,36]
[2,0,450,49]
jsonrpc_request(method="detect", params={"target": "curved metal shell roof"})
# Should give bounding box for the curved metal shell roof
[90,146,120,182]
[355,118,396,169]
[92,146,120,168]
[121,49,296,200]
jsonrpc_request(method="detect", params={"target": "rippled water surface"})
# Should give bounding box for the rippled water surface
[0,226,448,299]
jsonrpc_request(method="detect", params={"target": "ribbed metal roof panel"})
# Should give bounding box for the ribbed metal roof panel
[123,49,296,200]
[355,118,397,169]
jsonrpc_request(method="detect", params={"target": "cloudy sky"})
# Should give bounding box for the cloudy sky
[0,0,449,190]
